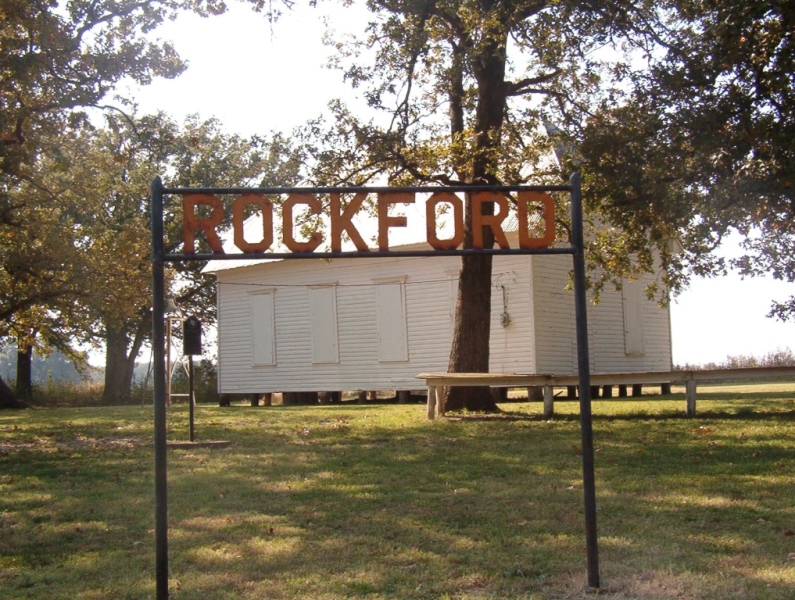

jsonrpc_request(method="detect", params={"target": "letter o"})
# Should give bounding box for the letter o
[232,194,273,253]
[426,191,464,250]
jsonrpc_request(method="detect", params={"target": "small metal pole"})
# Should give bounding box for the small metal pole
[189,355,195,442]
[151,176,169,600]
[166,318,172,407]
[570,171,600,589]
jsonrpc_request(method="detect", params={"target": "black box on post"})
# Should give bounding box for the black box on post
[183,316,202,356]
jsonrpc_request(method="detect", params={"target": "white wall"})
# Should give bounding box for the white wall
[214,253,538,393]
[532,255,672,374]
[214,251,672,394]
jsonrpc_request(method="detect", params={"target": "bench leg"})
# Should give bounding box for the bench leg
[543,385,554,418]
[427,386,437,420]
[686,379,697,417]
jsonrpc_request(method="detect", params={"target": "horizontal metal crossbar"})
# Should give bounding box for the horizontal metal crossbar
[161,183,573,195]
[164,246,577,262]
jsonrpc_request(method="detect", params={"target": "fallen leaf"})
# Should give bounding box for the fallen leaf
[783,530,795,537]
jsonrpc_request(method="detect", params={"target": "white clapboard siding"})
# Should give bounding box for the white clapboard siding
[587,274,672,373]
[530,255,672,374]
[532,255,578,373]
[215,253,539,392]
[212,248,671,394]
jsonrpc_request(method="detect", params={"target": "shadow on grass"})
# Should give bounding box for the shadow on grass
[2,404,794,599]
[448,408,795,423]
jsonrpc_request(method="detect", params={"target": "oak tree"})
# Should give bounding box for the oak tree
[295,0,702,411]
[0,0,225,408]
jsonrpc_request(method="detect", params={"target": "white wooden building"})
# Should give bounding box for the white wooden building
[206,236,672,397]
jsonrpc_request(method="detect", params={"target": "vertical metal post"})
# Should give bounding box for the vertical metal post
[570,171,600,589]
[188,355,195,442]
[151,176,169,599]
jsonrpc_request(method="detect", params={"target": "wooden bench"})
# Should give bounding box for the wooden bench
[416,367,795,419]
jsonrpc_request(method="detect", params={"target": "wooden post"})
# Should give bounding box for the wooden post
[543,385,554,418]
[426,386,437,420]
[602,385,613,398]
[358,390,367,404]
[567,385,577,399]
[686,379,697,417]
[632,384,643,397]
[398,390,410,404]
[661,383,672,395]
[618,385,627,398]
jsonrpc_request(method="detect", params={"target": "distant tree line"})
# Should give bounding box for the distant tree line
[675,349,795,372]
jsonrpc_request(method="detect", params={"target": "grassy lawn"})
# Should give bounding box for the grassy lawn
[1,385,794,599]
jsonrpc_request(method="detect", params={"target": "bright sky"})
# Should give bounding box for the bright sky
[125,2,795,367]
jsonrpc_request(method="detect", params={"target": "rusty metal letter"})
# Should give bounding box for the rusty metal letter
[517,191,556,249]
[426,191,464,250]
[471,191,510,250]
[282,194,324,253]
[330,192,370,252]
[377,192,415,251]
[232,194,273,253]
[183,194,224,254]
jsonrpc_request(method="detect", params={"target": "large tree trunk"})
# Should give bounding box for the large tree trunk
[443,26,508,413]
[102,320,146,405]
[102,315,151,404]
[15,343,33,401]
[0,374,28,409]
[103,324,133,404]
[445,253,498,412]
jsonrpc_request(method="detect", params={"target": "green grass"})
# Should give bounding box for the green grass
[1,386,794,599]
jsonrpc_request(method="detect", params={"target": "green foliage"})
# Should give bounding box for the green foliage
[578,0,794,314]
[0,108,302,405]
[171,358,221,405]
[0,0,236,406]
[293,0,795,319]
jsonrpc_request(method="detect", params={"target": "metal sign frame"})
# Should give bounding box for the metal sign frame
[150,173,598,598]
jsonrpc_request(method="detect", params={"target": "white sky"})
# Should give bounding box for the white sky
[124,2,795,367]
